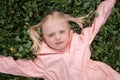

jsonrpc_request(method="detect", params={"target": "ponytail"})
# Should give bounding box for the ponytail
[29,22,42,54]
[64,11,93,29]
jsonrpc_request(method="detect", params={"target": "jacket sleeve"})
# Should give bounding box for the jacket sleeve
[0,55,45,78]
[80,0,116,44]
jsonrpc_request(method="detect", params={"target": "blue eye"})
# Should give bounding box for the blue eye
[60,30,65,34]
[48,33,54,37]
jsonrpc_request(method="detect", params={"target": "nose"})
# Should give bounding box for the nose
[55,34,61,40]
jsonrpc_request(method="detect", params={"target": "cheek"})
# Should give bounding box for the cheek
[46,39,52,43]
[65,36,69,43]
[64,32,69,40]
[45,39,56,48]
[44,37,54,45]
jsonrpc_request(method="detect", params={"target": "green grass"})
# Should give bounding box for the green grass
[0,0,120,79]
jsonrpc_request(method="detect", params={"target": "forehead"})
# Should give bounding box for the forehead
[42,19,69,34]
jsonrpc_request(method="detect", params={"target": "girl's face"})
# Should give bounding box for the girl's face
[42,19,70,50]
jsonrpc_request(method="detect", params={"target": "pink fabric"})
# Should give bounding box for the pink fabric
[0,0,120,80]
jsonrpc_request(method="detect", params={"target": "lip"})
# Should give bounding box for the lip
[56,41,63,45]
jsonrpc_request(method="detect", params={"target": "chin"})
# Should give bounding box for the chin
[56,46,66,51]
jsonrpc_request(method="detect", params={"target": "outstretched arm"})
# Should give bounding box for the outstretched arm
[81,0,116,44]
[0,56,45,78]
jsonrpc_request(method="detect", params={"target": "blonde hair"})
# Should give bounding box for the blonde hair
[29,11,90,54]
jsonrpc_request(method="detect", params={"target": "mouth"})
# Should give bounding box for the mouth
[56,41,63,45]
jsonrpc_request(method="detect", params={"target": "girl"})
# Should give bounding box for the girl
[0,0,120,80]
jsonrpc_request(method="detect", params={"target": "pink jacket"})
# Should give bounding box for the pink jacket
[0,0,120,80]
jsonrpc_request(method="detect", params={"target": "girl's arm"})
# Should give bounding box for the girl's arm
[81,0,116,44]
[0,56,44,78]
